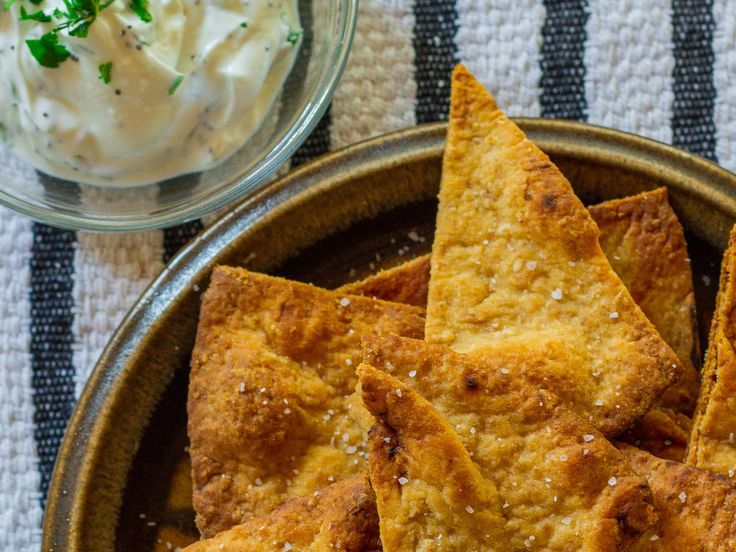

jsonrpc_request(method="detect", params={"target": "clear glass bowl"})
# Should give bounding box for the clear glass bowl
[0,0,357,231]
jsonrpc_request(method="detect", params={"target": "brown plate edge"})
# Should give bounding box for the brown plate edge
[42,120,736,551]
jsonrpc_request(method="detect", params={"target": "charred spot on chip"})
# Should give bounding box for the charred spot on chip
[542,193,556,211]
[465,374,478,389]
[387,445,402,460]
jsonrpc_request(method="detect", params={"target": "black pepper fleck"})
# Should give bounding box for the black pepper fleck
[115,89,122,95]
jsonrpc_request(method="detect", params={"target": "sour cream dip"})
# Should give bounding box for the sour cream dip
[0,0,301,185]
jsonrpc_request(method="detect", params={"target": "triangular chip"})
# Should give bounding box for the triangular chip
[589,187,699,416]
[425,65,682,436]
[622,445,736,549]
[338,254,430,307]
[188,266,424,536]
[360,335,656,550]
[181,473,380,552]
[688,225,736,477]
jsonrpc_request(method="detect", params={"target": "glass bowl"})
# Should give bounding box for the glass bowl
[0,0,357,231]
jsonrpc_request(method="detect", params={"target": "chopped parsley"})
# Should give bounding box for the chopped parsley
[286,28,302,46]
[168,75,184,96]
[15,0,153,68]
[19,5,51,21]
[129,0,151,23]
[98,61,112,84]
[26,32,71,68]
[240,19,248,28]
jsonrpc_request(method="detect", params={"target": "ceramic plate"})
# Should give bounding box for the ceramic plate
[43,120,736,551]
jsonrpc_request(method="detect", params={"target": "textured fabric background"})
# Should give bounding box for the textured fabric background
[2,0,736,547]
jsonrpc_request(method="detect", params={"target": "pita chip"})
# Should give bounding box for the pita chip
[688,225,736,477]
[188,266,424,536]
[181,473,380,552]
[623,445,736,550]
[425,65,682,436]
[360,335,657,551]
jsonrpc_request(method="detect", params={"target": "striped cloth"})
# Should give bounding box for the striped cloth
[2,0,735,548]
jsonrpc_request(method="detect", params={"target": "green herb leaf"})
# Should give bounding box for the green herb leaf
[168,75,184,96]
[240,19,248,28]
[26,32,71,68]
[129,0,151,23]
[19,6,52,21]
[98,61,112,84]
[286,28,302,46]
[2,0,17,11]
[28,0,44,5]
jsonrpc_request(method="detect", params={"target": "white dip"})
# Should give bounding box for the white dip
[0,0,301,185]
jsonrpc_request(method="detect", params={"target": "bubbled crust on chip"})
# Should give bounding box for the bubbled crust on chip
[337,254,431,308]
[618,408,692,462]
[360,335,657,551]
[426,65,682,437]
[188,266,425,537]
[589,187,699,417]
[622,445,736,550]
[688,225,736,477]
[181,473,381,552]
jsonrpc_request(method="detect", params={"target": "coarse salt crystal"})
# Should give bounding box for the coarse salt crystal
[398,477,409,486]
[561,517,572,525]
[594,399,603,406]
[346,446,357,454]
[284,408,291,414]
[396,389,403,397]
[408,370,417,378]
[239,382,246,393]
[500,367,510,374]
[526,260,537,270]
[513,260,522,272]
[551,288,563,300]
[583,434,595,442]
[465,505,474,514]
[608,476,617,486]
[470,427,477,434]
[339,297,350,307]
[650,535,660,542]
[678,491,687,503]
[284,542,293,551]
[609,311,619,319]
[345,358,353,366]
[502,502,509,509]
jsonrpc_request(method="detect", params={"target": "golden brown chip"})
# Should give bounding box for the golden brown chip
[618,408,691,462]
[622,444,736,550]
[188,266,424,537]
[337,254,430,307]
[181,473,380,552]
[688,225,736,477]
[360,335,657,550]
[425,65,682,436]
[589,187,699,416]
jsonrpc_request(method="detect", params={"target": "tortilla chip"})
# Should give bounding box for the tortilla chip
[181,473,380,552]
[425,65,682,436]
[359,335,656,550]
[687,225,736,477]
[188,266,424,537]
[622,445,736,549]
[619,408,691,462]
[337,254,430,307]
[589,187,699,416]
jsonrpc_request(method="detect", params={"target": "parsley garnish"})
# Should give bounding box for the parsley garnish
[26,32,71,67]
[98,61,112,84]
[129,0,151,23]
[168,75,184,96]
[286,28,302,46]
[240,20,248,28]
[17,0,153,68]
[19,6,51,21]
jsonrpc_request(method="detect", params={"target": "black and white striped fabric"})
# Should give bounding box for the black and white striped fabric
[2,0,734,547]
